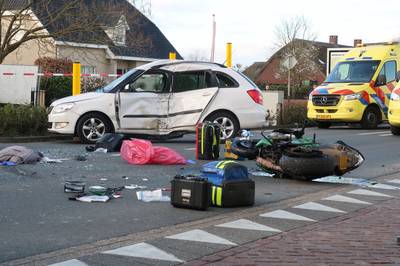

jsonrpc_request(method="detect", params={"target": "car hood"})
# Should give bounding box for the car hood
[311,83,370,95]
[51,92,106,106]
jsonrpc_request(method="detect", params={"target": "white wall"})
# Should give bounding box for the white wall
[0,65,38,104]
[262,91,284,126]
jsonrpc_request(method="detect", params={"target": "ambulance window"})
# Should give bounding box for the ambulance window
[384,61,396,83]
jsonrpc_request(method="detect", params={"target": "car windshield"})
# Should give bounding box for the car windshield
[325,60,380,83]
[101,69,138,93]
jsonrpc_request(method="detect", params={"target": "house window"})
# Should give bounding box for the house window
[82,66,96,74]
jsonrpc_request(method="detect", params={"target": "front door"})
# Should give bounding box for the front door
[118,70,170,131]
[167,70,218,129]
[373,60,397,118]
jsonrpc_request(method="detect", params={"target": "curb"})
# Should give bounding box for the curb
[0,135,73,143]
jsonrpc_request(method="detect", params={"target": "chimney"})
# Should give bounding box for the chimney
[329,35,338,45]
[354,39,362,47]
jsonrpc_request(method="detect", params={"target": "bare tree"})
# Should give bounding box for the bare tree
[0,0,150,64]
[273,15,320,98]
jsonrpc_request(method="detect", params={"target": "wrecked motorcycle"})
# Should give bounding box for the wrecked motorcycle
[231,124,365,180]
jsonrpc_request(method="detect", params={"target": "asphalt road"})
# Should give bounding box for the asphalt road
[0,125,399,264]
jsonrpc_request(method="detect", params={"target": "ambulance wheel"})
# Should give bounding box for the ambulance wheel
[361,106,380,129]
[206,111,239,140]
[316,121,331,129]
[390,125,400,135]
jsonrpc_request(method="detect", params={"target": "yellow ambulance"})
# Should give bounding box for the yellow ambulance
[388,74,400,134]
[308,43,400,129]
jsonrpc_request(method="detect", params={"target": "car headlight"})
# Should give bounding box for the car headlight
[391,93,400,101]
[52,103,75,114]
[344,93,361,101]
[308,94,313,101]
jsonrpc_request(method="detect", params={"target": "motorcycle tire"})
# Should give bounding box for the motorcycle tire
[230,139,259,159]
[279,154,335,180]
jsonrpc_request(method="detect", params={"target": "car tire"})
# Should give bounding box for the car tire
[316,121,331,129]
[205,111,239,140]
[361,106,380,129]
[76,113,113,144]
[390,125,400,135]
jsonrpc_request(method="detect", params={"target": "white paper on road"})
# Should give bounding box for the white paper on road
[136,189,170,202]
[76,195,110,203]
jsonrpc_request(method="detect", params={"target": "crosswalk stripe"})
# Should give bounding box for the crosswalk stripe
[293,202,346,213]
[322,195,371,205]
[367,183,400,190]
[215,219,281,232]
[347,189,392,197]
[48,259,88,266]
[387,179,400,184]
[357,131,389,136]
[165,229,237,246]
[102,242,183,262]
[259,209,315,222]
[379,134,393,137]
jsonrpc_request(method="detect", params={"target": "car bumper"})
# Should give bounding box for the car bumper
[389,102,400,127]
[48,111,80,134]
[307,100,364,122]
[236,105,268,128]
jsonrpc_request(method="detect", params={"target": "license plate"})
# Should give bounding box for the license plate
[316,114,331,119]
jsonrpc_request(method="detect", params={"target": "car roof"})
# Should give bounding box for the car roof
[137,60,227,72]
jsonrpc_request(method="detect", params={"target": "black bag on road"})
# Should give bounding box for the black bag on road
[171,175,211,211]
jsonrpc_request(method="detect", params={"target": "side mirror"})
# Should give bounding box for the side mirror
[376,74,387,87]
[396,71,400,82]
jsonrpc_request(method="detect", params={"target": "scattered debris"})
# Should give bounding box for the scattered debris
[136,189,170,202]
[74,195,110,203]
[88,186,107,195]
[125,184,147,190]
[0,161,17,166]
[41,157,63,163]
[250,171,275,177]
[94,148,108,153]
[122,176,129,180]
[64,181,85,193]
[142,178,149,181]
[75,155,87,161]
[100,178,108,181]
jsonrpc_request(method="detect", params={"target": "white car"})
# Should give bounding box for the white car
[48,60,267,143]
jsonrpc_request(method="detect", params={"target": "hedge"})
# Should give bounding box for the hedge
[0,104,48,137]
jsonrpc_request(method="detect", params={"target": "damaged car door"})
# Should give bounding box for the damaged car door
[117,70,170,132]
[167,70,218,129]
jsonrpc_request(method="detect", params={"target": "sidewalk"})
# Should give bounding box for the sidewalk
[188,198,400,266]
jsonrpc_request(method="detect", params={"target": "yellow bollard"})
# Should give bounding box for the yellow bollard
[169,52,176,60]
[72,62,81,96]
[226,42,232,68]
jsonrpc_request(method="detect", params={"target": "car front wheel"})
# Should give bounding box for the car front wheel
[205,112,239,140]
[76,113,113,144]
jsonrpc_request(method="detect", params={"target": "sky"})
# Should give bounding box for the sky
[150,0,400,67]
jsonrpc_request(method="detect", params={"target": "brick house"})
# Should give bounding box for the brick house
[245,36,350,88]
[2,0,182,74]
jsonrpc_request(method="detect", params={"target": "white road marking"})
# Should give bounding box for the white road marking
[102,242,183,262]
[367,183,399,190]
[215,219,281,232]
[357,131,390,136]
[184,147,196,151]
[322,195,371,205]
[293,202,346,213]
[165,229,237,246]
[259,210,315,222]
[48,259,89,266]
[347,189,392,198]
[387,179,400,184]
[379,134,393,137]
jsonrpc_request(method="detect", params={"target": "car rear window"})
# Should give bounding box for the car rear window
[216,72,239,88]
